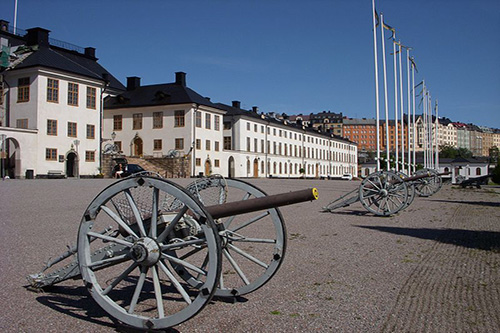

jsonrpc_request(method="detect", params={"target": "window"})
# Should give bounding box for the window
[86,87,96,109]
[154,139,162,150]
[68,82,78,106]
[214,141,220,151]
[247,137,250,152]
[47,119,58,136]
[206,140,211,150]
[85,151,95,162]
[254,138,258,152]
[16,119,28,129]
[195,111,202,128]
[151,111,163,129]
[115,141,122,152]
[205,114,211,129]
[47,78,59,103]
[46,148,57,161]
[133,113,142,130]
[86,124,95,139]
[254,124,257,132]
[67,122,77,137]
[247,122,250,131]
[113,115,122,131]
[195,158,201,166]
[174,110,185,127]
[224,136,232,150]
[214,159,220,167]
[224,122,231,130]
[196,139,201,150]
[18,77,30,102]
[0,85,3,105]
[214,115,220,131]
[175,138,184,150]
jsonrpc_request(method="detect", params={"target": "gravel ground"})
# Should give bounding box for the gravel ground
[0,177,499,333]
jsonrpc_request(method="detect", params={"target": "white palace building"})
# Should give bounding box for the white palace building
[1,20,357,179]
[104,72,357,179]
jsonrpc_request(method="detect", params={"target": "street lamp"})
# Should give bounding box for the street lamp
[111,131,116,141]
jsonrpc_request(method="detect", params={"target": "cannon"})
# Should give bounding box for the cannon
[458,174,492,189]
[27,175,318,330]
[322,169,446,216]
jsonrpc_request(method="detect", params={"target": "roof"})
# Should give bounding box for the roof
[218,102,356,145]
[13,45,125,91]
[104,82,221,109]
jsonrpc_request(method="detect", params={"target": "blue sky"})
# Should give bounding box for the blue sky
[5,0,500,128]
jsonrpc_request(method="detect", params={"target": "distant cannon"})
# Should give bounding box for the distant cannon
[323,169,447,216]
[28,175,317,330]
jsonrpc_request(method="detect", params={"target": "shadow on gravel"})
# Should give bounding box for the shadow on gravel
[356,225,500,251]
[33,285,180,332]
[427,199,500,207]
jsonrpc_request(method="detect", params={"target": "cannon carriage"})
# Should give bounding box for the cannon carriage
[28,175,317,330]
[322,169,445,216]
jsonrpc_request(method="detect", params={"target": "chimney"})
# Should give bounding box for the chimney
[0,20,9,32]
[175,72,186,86]
[232,101,241,109]
[127,76,141,91]
[26,27,51,47]
[84,47,96,59]
[252,106,259,113]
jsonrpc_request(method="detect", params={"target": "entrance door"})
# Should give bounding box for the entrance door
[204,159,211,176]
[134,137,143,157]
[253,159,259,177]
[66,152,77,177]
[228,156,235,178]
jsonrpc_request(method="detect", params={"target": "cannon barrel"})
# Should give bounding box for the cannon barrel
[403,171,450,183]
[205,188,319,219]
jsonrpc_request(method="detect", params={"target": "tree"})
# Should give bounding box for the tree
[492,159,500,184]
[439,145,458,158]
[489,146,499,163]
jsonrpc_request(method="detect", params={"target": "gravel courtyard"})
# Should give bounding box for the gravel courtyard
[0,177,499,332]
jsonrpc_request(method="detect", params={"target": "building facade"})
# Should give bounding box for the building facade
[0,20,124,178]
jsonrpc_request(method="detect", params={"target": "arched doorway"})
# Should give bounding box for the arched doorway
[253,158,259,177]
[228,156,235,178]
[204,158,212,176]
[1,137,21,178]
[66,152,78,177]
[133,137,143,157]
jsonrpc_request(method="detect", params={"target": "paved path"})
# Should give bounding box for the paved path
[0,178,498,332]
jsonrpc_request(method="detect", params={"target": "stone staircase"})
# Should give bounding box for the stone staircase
[126,157,165,175]
[125,156,190,178]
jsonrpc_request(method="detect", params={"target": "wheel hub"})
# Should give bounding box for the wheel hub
[380,189,388,197]
[130,237,161,266]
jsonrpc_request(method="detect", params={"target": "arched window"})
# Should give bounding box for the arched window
[444,167,449,173]
[247,159,250,175]
[476,167,481,176]
[273,162,277,174]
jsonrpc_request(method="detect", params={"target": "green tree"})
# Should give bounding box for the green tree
[457,147,473,158]
[439,145,458,158]
[492,159,500,184]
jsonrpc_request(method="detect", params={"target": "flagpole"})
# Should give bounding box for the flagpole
[14,0,18,34]
[399,43,405,174]
[435,100,439,170]
[380,13,390,170]
[412,61,416,173]
[371,0,381,171]
[393,38,399,171]
[406,49,411,173]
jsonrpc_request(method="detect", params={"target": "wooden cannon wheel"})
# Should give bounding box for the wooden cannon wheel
[78,176,222,330]
[413,168,442,197]
[358,171,409,216]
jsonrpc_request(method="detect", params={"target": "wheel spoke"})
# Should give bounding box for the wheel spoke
[158,261,192,304]
[157,206,189,244]
[229,211,269,233]
[100,206,138,239]
[87,231,133,247]
[128,266,148,314]
[102,262,138,296]
[125,190,147,237]
[161,253,207,276]
[224,192,251,229]
[151,265,165,318]
[223,248,250,285]
[88,253,129,269]
[226,243,268,269]
[150,188,159,238]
